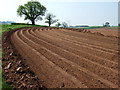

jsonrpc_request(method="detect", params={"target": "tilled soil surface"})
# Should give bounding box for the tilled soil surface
[3,27,119,88]
[2,28,46,89]
[86,28,118,37]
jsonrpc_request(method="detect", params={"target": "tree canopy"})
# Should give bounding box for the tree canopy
[62,22,68,28]
[17,0,46,25]
[103,22,110,27]
[56,22,61,27]
[45,13,58,27]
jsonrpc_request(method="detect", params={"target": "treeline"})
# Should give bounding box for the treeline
[0,21,15,24]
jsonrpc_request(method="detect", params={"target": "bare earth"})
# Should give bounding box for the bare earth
[10,27,118,88]
[86,27,118,37]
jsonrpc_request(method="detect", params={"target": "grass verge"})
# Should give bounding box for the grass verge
[1,24,46,34]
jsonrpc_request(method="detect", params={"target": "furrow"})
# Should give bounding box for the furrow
[14,30,88,88]
[22,29,118,88]
[29,29,117,69]
[35,29,118,62]
[55,29,118,50]
[24,29,118,85]
[44,30,118,54]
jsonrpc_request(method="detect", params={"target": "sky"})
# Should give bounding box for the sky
[0,0,119,26]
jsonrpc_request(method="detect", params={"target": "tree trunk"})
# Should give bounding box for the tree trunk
[49,22,51,27]
[49,22,50,27]
[31,20,35,25]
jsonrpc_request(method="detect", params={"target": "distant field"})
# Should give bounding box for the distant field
[79,26,119,29]
[85,27,118,37]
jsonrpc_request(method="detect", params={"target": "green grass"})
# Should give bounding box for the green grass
[0,51,3,58]
[1,24,46,34]
[0,49,3,89]
[111,26,120,27]
[1,75,13,89]
[0,69,13,89]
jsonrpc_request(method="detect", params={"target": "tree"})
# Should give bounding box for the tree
[45,13,58,27]
[103,22,110,27]
[62,22,68,28]
[17,0,46,25]
[56,22,61,27]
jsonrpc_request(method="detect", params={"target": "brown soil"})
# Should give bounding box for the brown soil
[2,28,45,89]
[86,27,118,37]
[2,27,119,88]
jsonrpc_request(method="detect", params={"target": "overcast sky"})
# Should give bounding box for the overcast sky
[0,0,119,26]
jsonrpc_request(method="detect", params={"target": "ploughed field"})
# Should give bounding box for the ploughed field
[86,27,118,37]
[11,27,118,88]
